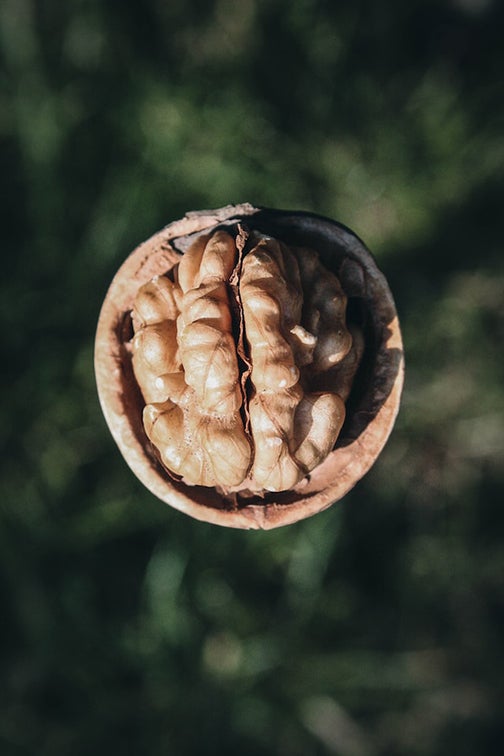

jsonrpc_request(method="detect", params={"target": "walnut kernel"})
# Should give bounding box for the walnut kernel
[131,227,361,493]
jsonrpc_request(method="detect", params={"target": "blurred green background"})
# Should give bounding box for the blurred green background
[1,0,503,754]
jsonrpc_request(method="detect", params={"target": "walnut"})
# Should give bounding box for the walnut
[95,205,404,529]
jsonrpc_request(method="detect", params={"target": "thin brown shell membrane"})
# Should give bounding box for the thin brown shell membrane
[95,204,404,529]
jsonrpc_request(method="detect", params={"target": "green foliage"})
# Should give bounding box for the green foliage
[1,0,503,754]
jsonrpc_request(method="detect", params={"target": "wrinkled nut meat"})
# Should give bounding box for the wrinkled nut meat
[131,229,361,492]
[95,205,404,529]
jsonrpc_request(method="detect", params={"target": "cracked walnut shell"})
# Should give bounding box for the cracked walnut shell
[95,204,404,529]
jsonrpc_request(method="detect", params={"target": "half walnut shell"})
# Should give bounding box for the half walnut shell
[95,204,404,529]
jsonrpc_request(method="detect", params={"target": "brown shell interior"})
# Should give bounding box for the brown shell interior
[95,205,404,529]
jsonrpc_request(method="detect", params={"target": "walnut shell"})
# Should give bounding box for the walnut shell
[94,204,404,529]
